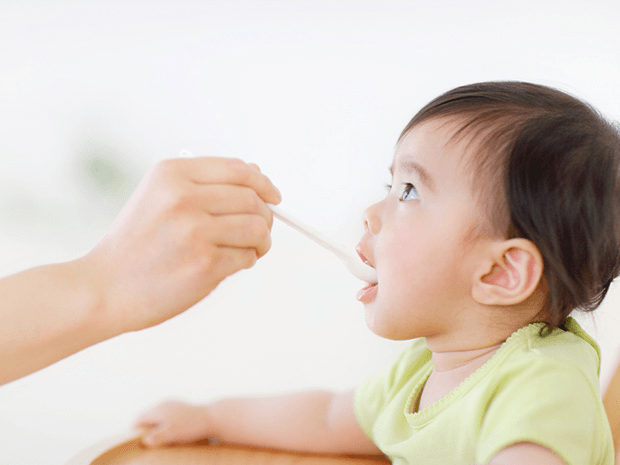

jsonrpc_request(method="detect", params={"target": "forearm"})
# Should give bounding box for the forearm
[0,158,281,385]
[209,390,378,455]
[0,256,114,384]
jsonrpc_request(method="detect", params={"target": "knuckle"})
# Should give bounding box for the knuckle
[153,158,179,179]
[247,216,269,240]
[226,158,251,182]
[261,234,272,254]
[241,249,258,269]
[162,187,194,213]
[175,190,194,210]
[190,231,217,273]
[147,172,187,212]
[243,189,262,211]
[159,190,179,212]
[226,157,247,172]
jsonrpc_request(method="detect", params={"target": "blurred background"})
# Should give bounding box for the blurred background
[1,0,620,463]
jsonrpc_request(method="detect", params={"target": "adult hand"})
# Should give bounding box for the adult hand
[86,156,281,332]
[0,156,280,384]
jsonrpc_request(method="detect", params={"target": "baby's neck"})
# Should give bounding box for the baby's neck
[430,344,502,372]
[417,344,501,412]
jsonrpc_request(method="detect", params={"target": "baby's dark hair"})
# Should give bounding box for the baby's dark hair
[400,81,620,331]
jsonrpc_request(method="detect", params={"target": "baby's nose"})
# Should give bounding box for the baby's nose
[362,201,382,236]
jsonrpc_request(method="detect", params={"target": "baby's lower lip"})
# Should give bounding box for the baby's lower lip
[356,283,378,303]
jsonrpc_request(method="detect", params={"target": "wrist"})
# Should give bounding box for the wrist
[75,251,125,339]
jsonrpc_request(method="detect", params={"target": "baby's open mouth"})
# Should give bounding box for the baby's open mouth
[355,249,377,284]
[356,282,378,303]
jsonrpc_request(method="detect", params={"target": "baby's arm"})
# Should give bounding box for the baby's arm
[487,443,566,464]
[135,390,382,456]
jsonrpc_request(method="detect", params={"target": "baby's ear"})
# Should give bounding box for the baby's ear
[471,238,544,306]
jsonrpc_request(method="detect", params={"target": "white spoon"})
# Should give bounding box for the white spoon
[268,204,378,283]
[177,151,377,283]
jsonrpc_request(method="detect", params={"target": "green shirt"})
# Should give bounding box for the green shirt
[354,317,614,464]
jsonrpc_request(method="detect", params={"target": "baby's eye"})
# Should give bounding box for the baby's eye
[400,183,419,201]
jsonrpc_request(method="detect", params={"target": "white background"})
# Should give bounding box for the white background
[1,1,620,463]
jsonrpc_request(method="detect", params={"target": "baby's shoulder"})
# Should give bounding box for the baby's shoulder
[491,321,602,398]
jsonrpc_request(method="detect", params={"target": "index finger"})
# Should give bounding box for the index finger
[174,157,282,205]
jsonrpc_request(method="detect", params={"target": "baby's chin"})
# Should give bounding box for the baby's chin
[364,307,417,341]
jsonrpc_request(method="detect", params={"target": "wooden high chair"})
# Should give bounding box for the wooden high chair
[603,356,620,464]
[65,430,391,465]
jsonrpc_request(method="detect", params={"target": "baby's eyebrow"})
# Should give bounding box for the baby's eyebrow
[389,159,434,191]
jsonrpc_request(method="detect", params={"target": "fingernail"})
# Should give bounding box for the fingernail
[275,186,282,202]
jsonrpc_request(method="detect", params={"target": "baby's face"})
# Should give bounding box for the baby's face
[356,118,489,340]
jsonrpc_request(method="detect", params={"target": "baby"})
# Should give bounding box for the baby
[135,82,620,464]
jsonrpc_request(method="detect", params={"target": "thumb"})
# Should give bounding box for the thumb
[140,426,166,447]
